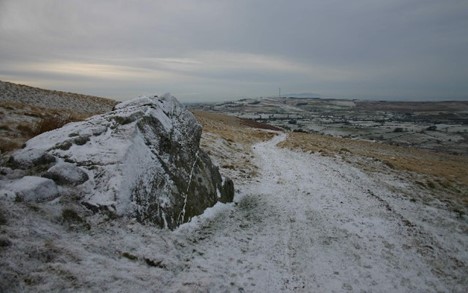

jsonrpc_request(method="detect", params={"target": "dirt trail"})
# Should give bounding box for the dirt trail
[167,133,467,292]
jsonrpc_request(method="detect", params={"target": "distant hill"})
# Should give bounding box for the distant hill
[0,80,117,115]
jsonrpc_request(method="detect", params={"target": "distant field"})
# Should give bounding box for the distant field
[355,100,468,112]
[193,110,467,213]
[190,97,468,155]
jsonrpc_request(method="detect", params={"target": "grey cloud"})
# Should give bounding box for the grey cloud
[1,0,467,101]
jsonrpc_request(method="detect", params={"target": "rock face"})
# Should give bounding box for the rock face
[1,94,234,229]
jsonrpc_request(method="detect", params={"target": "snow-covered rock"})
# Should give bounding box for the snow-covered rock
[43,162,89,186]
[0,189,18,201]
[2,93,234,229]
[5,176,59,202]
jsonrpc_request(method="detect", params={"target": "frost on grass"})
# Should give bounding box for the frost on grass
[0,107,466,292]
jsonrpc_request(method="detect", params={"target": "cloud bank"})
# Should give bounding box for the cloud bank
[1,0,467,101]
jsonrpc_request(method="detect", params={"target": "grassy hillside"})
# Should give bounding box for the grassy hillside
[0,80,117,153]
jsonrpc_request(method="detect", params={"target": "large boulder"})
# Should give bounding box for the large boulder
[2,94,234,229]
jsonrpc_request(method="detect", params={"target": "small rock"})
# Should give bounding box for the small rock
[6,176,59,202]
[43,162,89,186]
[7,149,55,169]
[73,135,90,145]
[0,237,12,248]
[0,190,15,201]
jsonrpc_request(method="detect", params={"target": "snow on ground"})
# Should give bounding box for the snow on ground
[1,133,466,292]
[169,133,467,292]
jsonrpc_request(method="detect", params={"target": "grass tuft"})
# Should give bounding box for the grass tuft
[33,116,74,135]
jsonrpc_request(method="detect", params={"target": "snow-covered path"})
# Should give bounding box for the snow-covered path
[168,133,465,292]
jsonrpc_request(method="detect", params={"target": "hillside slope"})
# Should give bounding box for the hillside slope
[0,96,466,291]
[0,81,116,114]
[0,81,117,152]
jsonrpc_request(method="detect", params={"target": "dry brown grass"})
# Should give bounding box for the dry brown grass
[0,80,117,114]
[279,132,468,187]
[192,111,276,146]
[192,111,277,182]
[34,116,68,135]
[32,114,84,136]
[0,138,22,153]
[0,101,90,154]
[0,79,116,154]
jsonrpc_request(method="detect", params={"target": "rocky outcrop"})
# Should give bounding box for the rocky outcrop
[0,94,234,229]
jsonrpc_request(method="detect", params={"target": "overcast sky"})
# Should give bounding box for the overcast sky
[1,0,467,102]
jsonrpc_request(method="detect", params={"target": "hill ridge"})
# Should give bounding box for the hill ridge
[0,80,117,115]
[0,80,117,153]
